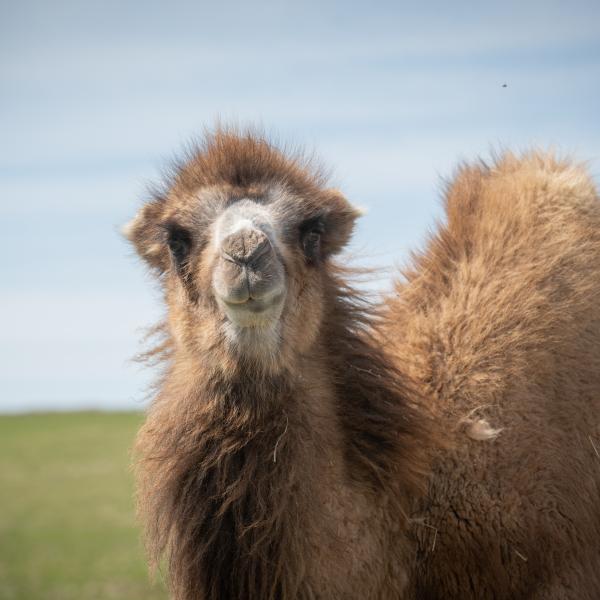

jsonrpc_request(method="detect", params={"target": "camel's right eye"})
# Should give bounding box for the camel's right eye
[299,216,326,263]
[166,225,192,264]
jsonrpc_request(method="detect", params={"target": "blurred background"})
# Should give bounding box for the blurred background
[1,0,598,598]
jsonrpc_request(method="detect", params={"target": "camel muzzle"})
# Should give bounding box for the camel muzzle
[213,226,286,327]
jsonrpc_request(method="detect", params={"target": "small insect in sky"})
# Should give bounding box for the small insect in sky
[502,83,508,88]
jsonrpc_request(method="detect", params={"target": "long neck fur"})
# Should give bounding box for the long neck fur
[135,270,431,600]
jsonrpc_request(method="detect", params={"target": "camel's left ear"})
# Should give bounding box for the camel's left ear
[321,189,364,256]
[123,201,169,272]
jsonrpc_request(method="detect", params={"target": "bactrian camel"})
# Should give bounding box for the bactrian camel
[126,129,600,599]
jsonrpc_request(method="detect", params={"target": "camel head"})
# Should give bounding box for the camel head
[125,130,361,367]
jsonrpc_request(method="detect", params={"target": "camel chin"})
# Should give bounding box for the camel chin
[218,294,286,329]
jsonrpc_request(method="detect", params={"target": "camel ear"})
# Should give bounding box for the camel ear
[321,189,363,256]
[123,202,168,272]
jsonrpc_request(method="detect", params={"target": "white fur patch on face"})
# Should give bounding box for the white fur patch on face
[211,197,288,359]
[212,199,281,252]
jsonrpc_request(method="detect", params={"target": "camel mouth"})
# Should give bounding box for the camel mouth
[223,295,282,313]
[217,292,286,328]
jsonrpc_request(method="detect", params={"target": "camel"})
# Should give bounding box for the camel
[126,129,600,600]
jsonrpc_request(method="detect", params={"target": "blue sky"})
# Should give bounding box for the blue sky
[1,0,599,412]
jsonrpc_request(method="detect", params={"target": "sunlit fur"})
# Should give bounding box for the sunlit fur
[128,131,600,599]
[386,153,600,598]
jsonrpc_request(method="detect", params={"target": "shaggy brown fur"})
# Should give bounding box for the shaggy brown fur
[386,153,600,599]
[128,130,600,599]
[129,130,431,600]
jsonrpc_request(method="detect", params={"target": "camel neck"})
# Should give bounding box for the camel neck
[138,354,338,599]
[136,332,430,599]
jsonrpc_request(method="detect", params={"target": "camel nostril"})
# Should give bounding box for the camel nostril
[221,228,271,265]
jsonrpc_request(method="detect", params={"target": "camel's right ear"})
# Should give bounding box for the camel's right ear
[123,202,168,272]
[320,189,364,256]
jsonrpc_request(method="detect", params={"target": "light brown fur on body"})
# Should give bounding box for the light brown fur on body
[128,131,600,599]
[388,154,600,599]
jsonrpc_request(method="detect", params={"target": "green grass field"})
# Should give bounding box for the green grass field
[0,412,167,600]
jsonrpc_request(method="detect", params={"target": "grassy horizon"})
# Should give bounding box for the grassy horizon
[0,411,167,600]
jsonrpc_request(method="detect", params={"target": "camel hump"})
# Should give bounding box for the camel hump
[443,152,599,250]
[390,151,600,413]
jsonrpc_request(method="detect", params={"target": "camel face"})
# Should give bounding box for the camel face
[195,185,356,360]
[126,131,362,363]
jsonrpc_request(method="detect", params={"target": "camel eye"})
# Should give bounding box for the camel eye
[306,230,321,243]
[166,225,192,264]
[300,217,325,262]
